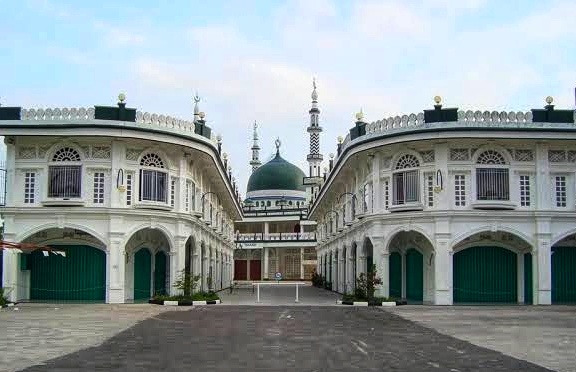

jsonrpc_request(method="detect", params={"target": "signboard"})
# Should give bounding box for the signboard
[241,242,263,249]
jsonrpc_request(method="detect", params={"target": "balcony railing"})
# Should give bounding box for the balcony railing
[242,206,309,219]
[235,232,316,242]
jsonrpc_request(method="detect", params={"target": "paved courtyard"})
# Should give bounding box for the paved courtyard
[1,287,574,372]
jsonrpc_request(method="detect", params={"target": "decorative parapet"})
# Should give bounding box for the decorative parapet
[135,111,195,129]
[21,107,95,120]
[338,109,576,158]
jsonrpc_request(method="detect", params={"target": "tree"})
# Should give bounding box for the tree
[355,264,382,301]
[173,269,200,297]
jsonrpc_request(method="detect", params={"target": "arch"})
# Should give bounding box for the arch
[138,146,173,169]
[552,229,576,247]
[390,150,423,170]
[52,147,82,162]
[123,223,175,252]
[395,154,420,170]
[18,226,108,302]
[45,142,85,161]
[17,223,108,249]
[451,227,532,253]
[385,225,435,253]
[472,145,513,164]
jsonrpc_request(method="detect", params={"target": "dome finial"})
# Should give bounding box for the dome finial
[193,91,201,116]
[275,138,281,154]
[311,76,318,101]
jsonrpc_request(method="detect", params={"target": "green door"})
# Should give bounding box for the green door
[524,253,533,305]
[405,248,423,302]
[366,256,374,273]
[552,246,576,303]
[134,248,152,300]
[389,252,402,299]
[154,251,167,296]
[29,245,106,302]
[453,246,517,303]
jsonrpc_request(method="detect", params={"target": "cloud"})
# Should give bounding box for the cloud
[92,21,145,46]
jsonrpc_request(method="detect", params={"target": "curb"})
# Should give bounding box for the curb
[337,300,403,307]
[148,299,222,306]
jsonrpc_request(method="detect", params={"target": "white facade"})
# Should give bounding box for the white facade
[0,104,241,303]
[311,104,576,305]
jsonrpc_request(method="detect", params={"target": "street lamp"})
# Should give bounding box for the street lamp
[337,192,357,223]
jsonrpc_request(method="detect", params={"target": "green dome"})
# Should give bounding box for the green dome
[247,152,306,192]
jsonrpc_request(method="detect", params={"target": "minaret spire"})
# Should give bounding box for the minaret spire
[306,76,323,177]
[250,121,262,172]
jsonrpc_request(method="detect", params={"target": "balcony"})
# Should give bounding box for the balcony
[235,232,316,243]
[242,206,309,219]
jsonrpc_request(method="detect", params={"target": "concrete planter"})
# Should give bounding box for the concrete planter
[148,299,221,306]
[337,299,402,307]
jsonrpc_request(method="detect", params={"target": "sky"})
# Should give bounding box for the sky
[1,0,576,195]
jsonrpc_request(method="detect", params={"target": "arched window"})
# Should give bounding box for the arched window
[49,147,82,198]
[139,153,168,203]
[476,150,509,201]
[393,154,420,205]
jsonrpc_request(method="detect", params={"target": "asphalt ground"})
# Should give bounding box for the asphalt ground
[18,306,553,372]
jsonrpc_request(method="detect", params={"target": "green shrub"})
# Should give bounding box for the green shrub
[0,288,8,307]
[173,269,201,296]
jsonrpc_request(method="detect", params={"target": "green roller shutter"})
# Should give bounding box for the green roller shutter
[389,252,402,299]
[134,248,152,300]
[453,246,517,303]
[524,253,533,305]
[154,251,167,296]
[406,249,423,302]
[552,246,576,303]
[29,245,106,302]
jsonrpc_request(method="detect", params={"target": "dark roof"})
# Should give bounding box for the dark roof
[247,151,306,192]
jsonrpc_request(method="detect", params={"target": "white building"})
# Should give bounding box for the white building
[0,95,241,303]
[311,96,576,305]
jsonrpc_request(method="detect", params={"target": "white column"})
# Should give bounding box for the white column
[300,247,304,279]
[108,236,126,303]
[433,238,453,305]
[517,252,525,304]
[264,247,269,279]
[372,240,389,298]
[169,250,179,295]
[535,235,552,305]
[264,222,269,240]
[372,154,381,213]
[339,250,345,293]
[347,254,354,294]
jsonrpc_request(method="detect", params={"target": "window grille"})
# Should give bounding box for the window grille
[519,175,530,207]
[126,173,133,206]
[555,176,567,207]
[454,175,466,206]
[384,179,389,210]
[476,150,509,201]
[393,170,419,205]
[185,181,191,211]
[48,165,81,198]
[139,169,167,203]
[93,172,105,204]
[426,174,434,207]
[24,172,36,204]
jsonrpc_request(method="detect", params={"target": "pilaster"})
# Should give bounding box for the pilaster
[107,234,126,303]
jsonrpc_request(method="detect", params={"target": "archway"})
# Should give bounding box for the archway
[125,228,171,302]
[551,233,576,303]
[20,227,107,302]
[182,236,196,295]
[387,230,435,303]
[363,238,373,274]
[452,231,531,304]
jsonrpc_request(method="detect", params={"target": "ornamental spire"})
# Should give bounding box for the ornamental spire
[306,76,323,177]
[249,121,262,173]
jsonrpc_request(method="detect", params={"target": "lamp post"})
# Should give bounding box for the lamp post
[337,192,357,224]
[201,191,218,223]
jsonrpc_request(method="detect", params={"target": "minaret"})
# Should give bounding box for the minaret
[307,77,323,178]
[249,121,262,172]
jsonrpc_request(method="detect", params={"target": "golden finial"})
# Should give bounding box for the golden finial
[199,111,206,119]
[355,108,364,121]
[434,95,442,105]
[546,96,553,105]
[337,136,343,144]
[329,153,334,159]
[118,92,126,103]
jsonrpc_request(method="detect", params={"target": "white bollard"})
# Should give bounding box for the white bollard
[295,284,299,303]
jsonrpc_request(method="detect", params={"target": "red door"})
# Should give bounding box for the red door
[234,260,247,280]
[250,260,262,281]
